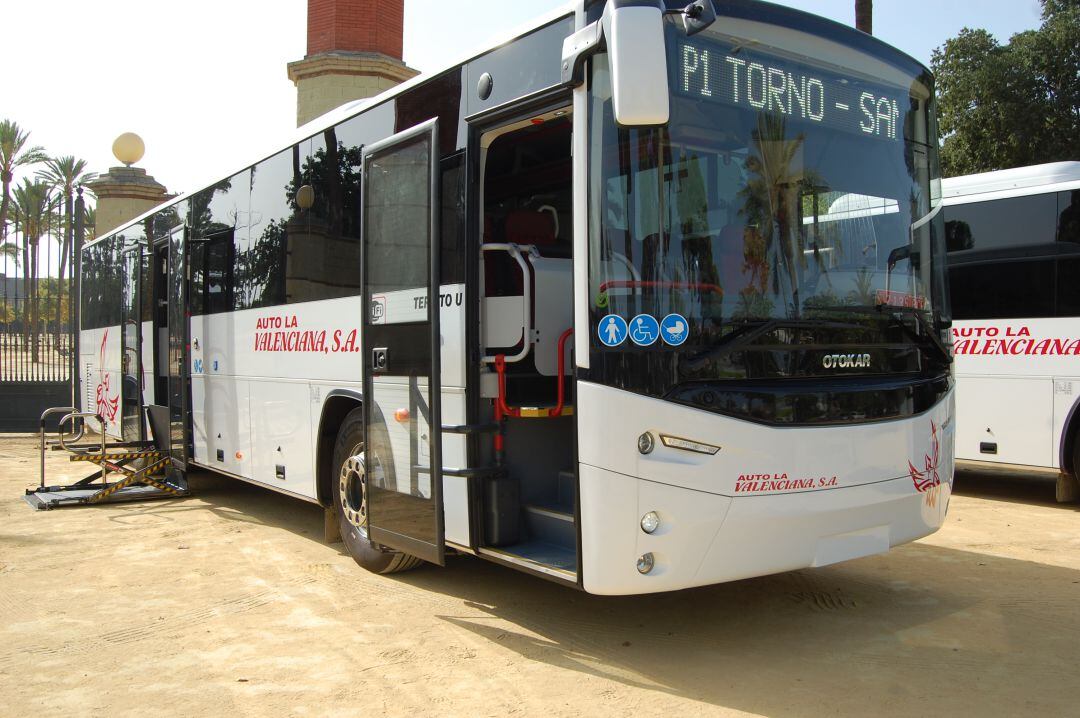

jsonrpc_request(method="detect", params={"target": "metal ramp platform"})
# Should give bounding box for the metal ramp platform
[24,405,188,511]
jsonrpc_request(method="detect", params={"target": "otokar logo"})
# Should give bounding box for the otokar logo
[822,353,871,369]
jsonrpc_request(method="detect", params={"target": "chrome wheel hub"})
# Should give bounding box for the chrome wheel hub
[339,448,367,533]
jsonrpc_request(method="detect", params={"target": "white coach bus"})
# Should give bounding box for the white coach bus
[943,161,1080,502]
[78,0,954,594]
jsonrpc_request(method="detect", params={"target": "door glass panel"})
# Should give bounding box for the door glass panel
[120,249,143,441]
[167,224,188,465]
[362,123,443,564]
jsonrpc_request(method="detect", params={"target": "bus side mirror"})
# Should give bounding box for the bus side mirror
[602,0,670,126]
[680,1,717,36]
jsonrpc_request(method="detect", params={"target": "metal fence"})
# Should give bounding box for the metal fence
[0,196,82,431]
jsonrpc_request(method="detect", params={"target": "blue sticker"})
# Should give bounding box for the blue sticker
[629,314,660,347]
[661,313,689,346]
[598,314,628,347]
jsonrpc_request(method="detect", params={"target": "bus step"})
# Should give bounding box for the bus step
[24,483,186,511]
[523,502,575,548]
[516,406,574,418]
[492,540,577,574]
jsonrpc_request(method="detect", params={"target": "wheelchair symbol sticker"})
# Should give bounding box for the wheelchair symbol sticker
[629,314,660,347]
[598,314,628,347]
[661,313,689,346]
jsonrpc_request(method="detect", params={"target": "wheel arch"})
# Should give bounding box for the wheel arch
[316,390,364,507]
[1059,393,1080,476]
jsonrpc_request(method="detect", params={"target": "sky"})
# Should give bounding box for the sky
[1,0,1043,275]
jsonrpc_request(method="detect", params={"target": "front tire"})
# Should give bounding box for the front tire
[332,407,423,573]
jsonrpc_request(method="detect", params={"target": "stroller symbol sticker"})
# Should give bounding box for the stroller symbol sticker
[629,315,660,347]
[598,314,628,347]
[661,313,689,346]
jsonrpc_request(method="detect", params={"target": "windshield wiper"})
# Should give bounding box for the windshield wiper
[808,304,952,365]
[679,318,864,373]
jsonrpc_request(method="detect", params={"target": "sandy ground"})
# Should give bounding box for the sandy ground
[1,434,1078,718]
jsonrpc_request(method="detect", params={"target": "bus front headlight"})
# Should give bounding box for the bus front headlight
[640,511,661,534]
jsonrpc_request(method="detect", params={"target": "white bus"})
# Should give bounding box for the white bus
[943,161,1080,502]
[77,0,954,594]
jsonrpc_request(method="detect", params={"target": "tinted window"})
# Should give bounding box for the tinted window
[949,259,1055,319]
[237,150,296,309]
[140,251,152,322]
[1057,257,1080,316]
[440,152,465,284]
[190,171,246,315]
[80,237,123,330]
[945,193,1058,253]
[190,234,234,315]
[1059,190,1080,244]
[364,134,432,299]
[287,131,364,304]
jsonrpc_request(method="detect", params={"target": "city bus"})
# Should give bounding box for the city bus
[77,0,954,594]
[943,161,1080,502]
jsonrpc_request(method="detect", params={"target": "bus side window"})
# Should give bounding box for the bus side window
[950,260,1055,320]
[1059,190,1080,244]
[1056,257,1080,317]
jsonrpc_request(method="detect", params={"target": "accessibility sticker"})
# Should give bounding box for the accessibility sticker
[629,314,660,347]
[661,313,689,346]
[598,314,628,347]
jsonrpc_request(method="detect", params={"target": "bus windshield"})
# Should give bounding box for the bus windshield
[588,19,947,350]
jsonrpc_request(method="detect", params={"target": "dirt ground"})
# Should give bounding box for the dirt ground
[1,434,1078,718]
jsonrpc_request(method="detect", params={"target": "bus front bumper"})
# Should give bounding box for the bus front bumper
[579,465,949,595]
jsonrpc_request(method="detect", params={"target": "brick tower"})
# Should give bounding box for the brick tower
[287,0,418,127]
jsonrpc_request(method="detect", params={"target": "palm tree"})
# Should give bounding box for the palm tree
[0,120,47,241]
[37,156,95,287]
[82,204,97,242]
[12,179,56,361]
[0,241,18,266]
[855,0,872,34]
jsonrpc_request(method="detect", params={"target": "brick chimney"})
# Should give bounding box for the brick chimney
[287,0,418,127]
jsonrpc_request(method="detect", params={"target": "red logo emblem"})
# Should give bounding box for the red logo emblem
[95,329,120,424]
[909,421,941,493]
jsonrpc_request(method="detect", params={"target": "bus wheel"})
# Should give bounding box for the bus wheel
[331,408,423,573]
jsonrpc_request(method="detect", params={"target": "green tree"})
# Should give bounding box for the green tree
[931,0,1080,176]
[82,203,97,242]
[37,156,96,286]
[0,241,18,266]
[11,179,57,361]
[0,120,47,241]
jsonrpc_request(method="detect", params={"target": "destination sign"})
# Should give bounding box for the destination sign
[676,40,908,142]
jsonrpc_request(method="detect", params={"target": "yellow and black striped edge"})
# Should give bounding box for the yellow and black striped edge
[85,457,174,503]
[70,450,165,462]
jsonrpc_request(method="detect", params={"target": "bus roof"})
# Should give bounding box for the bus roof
[942,162,1080,204]
[83,1,577,250]
[86,0,934,249]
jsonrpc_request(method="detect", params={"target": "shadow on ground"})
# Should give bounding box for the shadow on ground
[109,468,1080,717]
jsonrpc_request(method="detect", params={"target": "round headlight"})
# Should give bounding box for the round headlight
[640,511,660,534]
[636,552,655,574]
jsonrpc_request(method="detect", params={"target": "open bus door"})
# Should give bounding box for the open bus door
[119,243,145,442]
[166,224,192,469]
[360,119,445,566]
[149,224,193,470]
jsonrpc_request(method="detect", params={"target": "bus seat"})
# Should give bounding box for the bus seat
[505,209,556,248]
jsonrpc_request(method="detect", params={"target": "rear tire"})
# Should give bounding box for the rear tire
[332,407,423,573]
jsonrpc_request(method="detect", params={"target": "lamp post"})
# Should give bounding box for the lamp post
[72,185,84,409]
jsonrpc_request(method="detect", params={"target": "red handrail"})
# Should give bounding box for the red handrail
[494,326,574,420]
[548,328,574,417]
